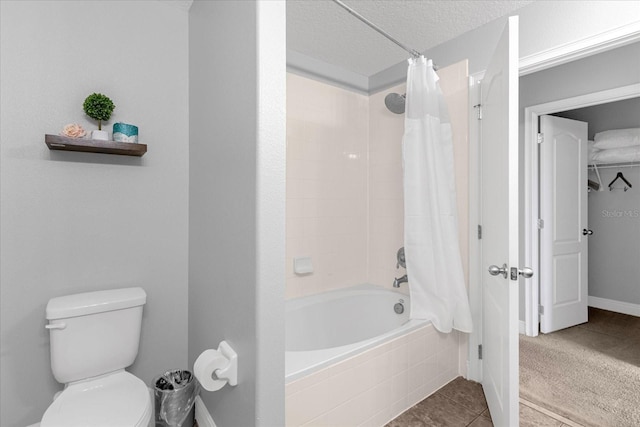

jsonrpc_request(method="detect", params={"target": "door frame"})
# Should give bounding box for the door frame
[523,83,640,337]
[467,73,483,381]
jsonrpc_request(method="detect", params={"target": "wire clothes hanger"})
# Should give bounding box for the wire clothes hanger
[608,171,633,191]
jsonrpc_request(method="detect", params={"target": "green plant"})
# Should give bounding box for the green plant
[83,93,115,130]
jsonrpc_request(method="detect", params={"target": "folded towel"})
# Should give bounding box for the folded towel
[588,140,599,161]
[593,128,640,150]
[590,145,640,163]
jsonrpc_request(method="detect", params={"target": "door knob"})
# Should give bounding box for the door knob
[488,263,508,279]
[582,229,593,236]
[518,267,534,278]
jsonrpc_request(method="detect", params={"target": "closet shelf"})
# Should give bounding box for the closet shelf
[45,134,147,157]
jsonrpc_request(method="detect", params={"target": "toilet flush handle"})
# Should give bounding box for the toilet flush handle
[45,322,66,330]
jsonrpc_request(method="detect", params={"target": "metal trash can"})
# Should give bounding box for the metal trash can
[154,370,199,427]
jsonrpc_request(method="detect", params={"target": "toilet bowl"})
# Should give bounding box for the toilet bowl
[41,371,152,427]
[41,288,151,427]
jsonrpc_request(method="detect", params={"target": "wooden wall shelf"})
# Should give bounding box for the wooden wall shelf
[45,134,147,157]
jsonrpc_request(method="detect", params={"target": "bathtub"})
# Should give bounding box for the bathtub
[285,284,460,426]
[286,284,423,381]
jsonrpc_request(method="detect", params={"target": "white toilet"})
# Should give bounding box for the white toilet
[40,287,152,427]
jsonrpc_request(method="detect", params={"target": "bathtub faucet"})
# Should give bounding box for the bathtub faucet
[393,274,408,288]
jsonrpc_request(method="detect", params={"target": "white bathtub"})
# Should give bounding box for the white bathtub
[285,284,427,382]
[285,284,460,426]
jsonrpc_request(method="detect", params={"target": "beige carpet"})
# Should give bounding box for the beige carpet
[519,308,640,427]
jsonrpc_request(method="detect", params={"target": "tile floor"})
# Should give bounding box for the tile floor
[385,376,577,427]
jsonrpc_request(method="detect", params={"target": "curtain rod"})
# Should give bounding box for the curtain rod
[331,0,422,59]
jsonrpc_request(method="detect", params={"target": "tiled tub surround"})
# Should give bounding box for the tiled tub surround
[286,73,369,299]
[286,61,469,300]
[285,322,459,426]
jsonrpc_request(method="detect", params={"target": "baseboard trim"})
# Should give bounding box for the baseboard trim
[519,320,526,335]
[589,296,640,317]
[195,396,217,427]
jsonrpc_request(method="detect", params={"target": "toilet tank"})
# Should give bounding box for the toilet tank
[46,287,146,384]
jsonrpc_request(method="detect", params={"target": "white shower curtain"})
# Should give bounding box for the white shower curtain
[403,56,473,333]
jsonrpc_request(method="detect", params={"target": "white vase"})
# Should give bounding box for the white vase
[91,130,109,141]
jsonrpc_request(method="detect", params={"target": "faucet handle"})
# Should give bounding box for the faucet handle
[396,247,406,269]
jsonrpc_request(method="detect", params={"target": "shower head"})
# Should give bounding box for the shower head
[385,92,406,114]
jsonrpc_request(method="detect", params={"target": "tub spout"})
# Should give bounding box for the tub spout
[393,274,408,288]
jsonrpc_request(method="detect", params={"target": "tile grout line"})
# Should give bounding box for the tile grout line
[435,390,488,423]
[435,381,488,416]
[465,413,486,427]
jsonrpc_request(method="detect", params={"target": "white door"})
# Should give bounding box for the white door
[540,115,589,333]
[480,16,521,427]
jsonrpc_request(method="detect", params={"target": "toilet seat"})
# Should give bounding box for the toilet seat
[41,371,152,427]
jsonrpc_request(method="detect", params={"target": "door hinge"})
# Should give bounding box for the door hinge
[537,133,544,144]
[537,218,544,229]
[539,305,545,315]
[473,104,482,120]
[477,224,482,239]
[478,344,483,360]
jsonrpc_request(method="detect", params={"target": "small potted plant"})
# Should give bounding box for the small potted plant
[83,93,115,140]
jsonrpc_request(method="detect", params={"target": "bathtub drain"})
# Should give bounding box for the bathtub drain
[394,302,405,314]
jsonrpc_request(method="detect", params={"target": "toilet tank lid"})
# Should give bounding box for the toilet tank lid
[46,287,146,320]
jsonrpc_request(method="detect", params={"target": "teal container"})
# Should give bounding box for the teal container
[113,122,139,143]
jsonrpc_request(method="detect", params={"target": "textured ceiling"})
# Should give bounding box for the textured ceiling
[287,0,534,76]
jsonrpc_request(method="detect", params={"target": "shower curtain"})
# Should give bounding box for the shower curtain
[403,56,473,333]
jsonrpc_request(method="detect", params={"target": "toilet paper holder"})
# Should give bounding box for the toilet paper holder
[213,341,237,386]
[194,341,238,391]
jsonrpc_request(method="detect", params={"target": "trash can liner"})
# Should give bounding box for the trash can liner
[154,370,200,427]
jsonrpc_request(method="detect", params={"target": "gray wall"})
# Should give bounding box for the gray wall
[0,2,189,426]
[587,167,640,305]
[188,1,285,425]
[518,42,640,320]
